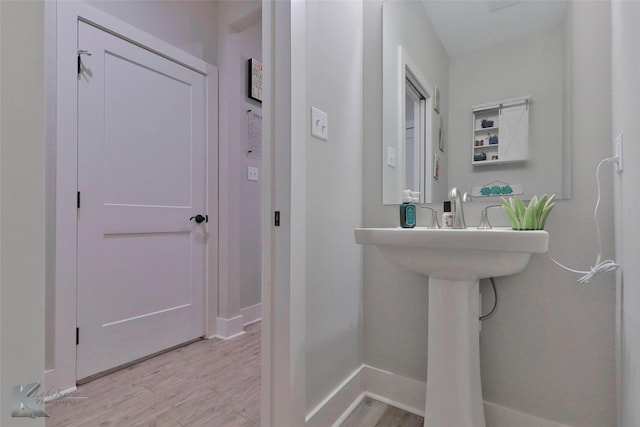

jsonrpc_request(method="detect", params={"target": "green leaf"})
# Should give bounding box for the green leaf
[502,197,514,215]
[538,203,555,229]
[501,197,511,211]
[523,203,537,229]
[543,194,556,212]
[502,204,521,229]
[536,194,548,219]
[513,196,526,219]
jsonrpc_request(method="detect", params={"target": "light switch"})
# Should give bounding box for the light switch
[387,146,397,168]
[311,107,328,141]
[614,133,623,173]
[248,166,259,181]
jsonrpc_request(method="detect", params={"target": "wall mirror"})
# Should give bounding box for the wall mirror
[381,0,571,205]
[383,42,435,204]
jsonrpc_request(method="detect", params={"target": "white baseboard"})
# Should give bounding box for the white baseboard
[305,366,365,427]
[44,368,55,391]
[484,401,573,427]
[333,393,366,427]
[43,385,78,403]
[44,368,79,403]
[210,303,262,340]
[306,364,574,427]
[214,315,245,340]
[363,365,426,416]
[240,302,262,326]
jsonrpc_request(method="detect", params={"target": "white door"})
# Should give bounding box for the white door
[498,103,529,162]
[77,21,207,380]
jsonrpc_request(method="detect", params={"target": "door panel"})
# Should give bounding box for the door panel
[103,51,193,207]
[77,21,207,380]
[499,103,529,162]
[99,233,192,325]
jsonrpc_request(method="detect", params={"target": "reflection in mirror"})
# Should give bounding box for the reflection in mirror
[405,82,419,194]
[382,2,443,204]
[405,73,427,202]
[381,0,571,205]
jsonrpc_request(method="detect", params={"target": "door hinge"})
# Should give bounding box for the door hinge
[77,50,92,75]
[274,211,280,227]
[76,327,80,345]
[77,191,81,209]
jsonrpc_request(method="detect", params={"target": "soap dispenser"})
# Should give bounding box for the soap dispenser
[400,189,416,228]
[442,200,454,229]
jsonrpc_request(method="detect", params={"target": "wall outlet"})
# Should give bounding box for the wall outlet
[311,107,328,141]
[614,133,623,173]
[248,166,259,181]
[387,146,397,168]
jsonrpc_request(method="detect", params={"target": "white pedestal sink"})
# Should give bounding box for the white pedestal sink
[354,227,548,427]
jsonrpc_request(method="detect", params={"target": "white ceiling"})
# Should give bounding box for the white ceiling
[420,0,568,56]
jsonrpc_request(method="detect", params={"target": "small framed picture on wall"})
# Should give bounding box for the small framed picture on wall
[248,58,263,103]
[439,116,445,152]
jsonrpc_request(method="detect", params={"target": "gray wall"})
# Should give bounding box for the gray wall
[363,1,616,426]
[237,21,262,310]
[448,25,566,200]
[364,0,430,382]
[214,1,263,313]
[612,2,640,426]
[305,0,364,413]
[381,0,449,204]
[1,1,46,425]
[86,0,219,65]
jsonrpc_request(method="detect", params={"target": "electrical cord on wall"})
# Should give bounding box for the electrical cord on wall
[547,156,621,284]
[480,277,498,321]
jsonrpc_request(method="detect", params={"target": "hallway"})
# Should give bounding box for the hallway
[46,324,260,426]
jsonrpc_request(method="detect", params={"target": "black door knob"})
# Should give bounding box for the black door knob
[190,214,208,224]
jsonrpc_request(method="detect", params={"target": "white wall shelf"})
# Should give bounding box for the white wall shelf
[472,96,531,166]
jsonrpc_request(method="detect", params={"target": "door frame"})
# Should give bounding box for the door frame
[50,0,218,394]
[260,1,306,425]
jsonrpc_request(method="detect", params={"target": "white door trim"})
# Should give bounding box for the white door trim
[51,0,218,392]
[261,1,306,426]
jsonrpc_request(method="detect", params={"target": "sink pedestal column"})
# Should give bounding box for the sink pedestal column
[425,277,485,427]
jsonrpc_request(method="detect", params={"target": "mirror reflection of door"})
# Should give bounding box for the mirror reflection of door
[381,0,570,203]
[405,77,427,200]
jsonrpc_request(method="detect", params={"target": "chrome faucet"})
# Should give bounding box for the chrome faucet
[420,206,440,229]
[477,204,503,229]
[448,187,470,229]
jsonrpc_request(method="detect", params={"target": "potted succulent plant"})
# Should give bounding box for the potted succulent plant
[501,194,555,230]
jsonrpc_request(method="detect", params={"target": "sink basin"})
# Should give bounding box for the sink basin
[354,227,548,280]
[354,226,548,427]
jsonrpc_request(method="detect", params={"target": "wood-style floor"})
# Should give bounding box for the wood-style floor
[45,323,261,427]
[45,322,422,427]
[340,397,424,427]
